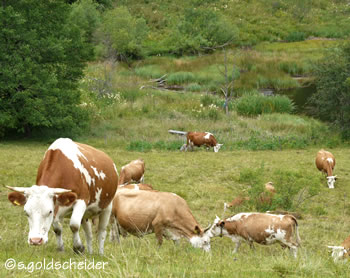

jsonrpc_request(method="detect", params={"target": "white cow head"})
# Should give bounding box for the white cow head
[214,144,223,153]
[327,175,337,189]
[189,225,211,252]
[7,185,77,246]
[205,216,227,238]
[328,245,347,261]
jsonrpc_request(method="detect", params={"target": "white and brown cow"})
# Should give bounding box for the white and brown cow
[6,138,119,255]
[119,158,145,185]
[110,189,211,251]
[328,234,350,261]
[206,213,301,257]
[182,132,223,152]
[315,149,336,188]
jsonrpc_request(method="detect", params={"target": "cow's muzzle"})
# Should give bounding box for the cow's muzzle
[29,237,44,245]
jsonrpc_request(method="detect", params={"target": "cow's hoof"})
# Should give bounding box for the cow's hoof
[73,245,85,254]
[57,246,64,252]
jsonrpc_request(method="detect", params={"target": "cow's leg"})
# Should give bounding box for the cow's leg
[249,241,255,250]
[97,202,112,255]
[232,239,241,253]
[70,200,87,254]
[279,240,298,258]
[152,221,164,246]
[109,215,120,243]
[81,218,93,254]
[53,219,64,251]
[140,174,145,183]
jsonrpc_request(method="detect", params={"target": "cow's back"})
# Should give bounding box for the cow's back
[36,138,118,208]
[316,150,335,171]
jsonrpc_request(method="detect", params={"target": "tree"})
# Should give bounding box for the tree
[308,41,350,138]
[97,6,148,61]
[0,0,92,138]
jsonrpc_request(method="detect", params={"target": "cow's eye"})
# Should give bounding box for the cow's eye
[48,210,52,216]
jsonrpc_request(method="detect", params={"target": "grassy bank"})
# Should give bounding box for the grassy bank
[1,143,350,277]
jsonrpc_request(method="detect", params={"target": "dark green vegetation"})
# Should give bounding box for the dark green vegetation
[1,144,350,277]
[0,1,92,138]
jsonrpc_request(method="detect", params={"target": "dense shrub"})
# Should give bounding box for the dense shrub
[235,94,294,116]
[285,31,307,42]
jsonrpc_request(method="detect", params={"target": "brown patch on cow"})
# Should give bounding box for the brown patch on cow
[8,192,26,206]
[184,131,221,151]
[56,192,78,206]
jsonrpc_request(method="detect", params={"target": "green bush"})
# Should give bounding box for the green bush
[235,94,294,116]
[285,31,307,42]
[134,65,163,79]
[186,83,202,92]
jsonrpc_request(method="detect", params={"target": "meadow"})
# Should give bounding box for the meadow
[1,142,350,277]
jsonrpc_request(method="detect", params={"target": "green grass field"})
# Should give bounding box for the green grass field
[1,142,350,277]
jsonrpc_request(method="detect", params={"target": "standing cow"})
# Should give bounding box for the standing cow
[119,158,145,185]
[182,132,223,152]
[7,138,119,254]
[315,149,336,188]
[111,189,211,251]
[206,213,301,257]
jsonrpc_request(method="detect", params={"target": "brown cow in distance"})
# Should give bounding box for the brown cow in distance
[6,138,119,255]
[315,150,336,188]
[182,132,223,152]
[206,213,301,257]
[119,158,145,185]
[225,182,276,208]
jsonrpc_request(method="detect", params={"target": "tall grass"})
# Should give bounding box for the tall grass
[235,94,294,116]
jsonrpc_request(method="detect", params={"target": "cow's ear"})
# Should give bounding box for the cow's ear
[194,225,201,235]
[56,192,77,206]
[8,192,26,206]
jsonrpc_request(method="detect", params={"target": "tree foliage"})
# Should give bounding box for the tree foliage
[97,6,148,60]
[309,41,350,138]
[165,8,239,55]
[0,0,92,138]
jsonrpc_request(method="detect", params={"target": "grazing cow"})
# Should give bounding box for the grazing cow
[119,159,145,185]
[328,235,350,261]
[109,183,155,242]
[206,213,301,257]
[111,189,211,251]
[6,138,119,255]
[183,132,223,152]
[315,150,336,188]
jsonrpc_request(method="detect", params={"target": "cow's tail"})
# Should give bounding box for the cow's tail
[291,216,301,246]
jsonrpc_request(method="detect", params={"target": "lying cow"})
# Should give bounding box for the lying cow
[206,213,301,257]
[119,158,145,185]
[7,138,119,254]
[111,189,211,251]
[225,182,276,208]
[182,132,223,152]
[328,235,350,261]
[315,150,336,188]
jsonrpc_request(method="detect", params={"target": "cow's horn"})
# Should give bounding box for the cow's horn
[52,188,72,194]
[6,186,29,193]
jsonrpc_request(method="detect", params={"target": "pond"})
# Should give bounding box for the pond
[262,85,316,114]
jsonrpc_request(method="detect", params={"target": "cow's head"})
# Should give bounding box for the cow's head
[326,175,337,189]
[214,144,223,153]
[205,216,228,238]
[7,185,77,246]
[328,245,348,261]
[189,225,211,252]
